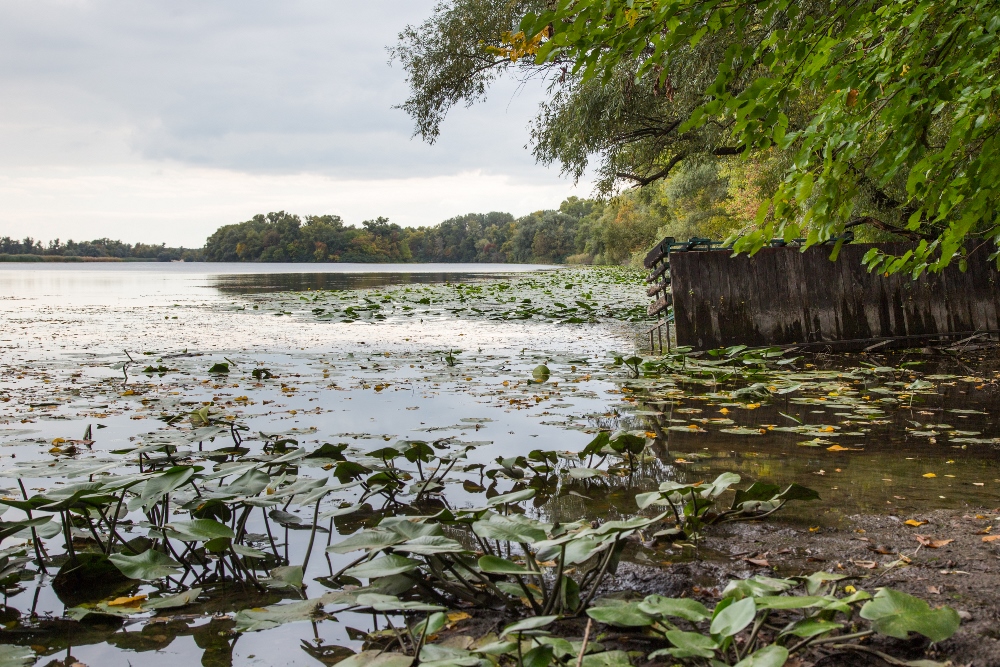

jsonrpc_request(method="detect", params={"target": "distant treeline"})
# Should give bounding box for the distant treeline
[0,237,201,262]
[203,194,684,265]
[6,164,765,265]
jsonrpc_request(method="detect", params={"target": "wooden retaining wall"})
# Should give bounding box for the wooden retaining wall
[669,243,1000,350]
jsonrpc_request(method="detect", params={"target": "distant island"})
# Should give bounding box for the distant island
[0,190,723,266]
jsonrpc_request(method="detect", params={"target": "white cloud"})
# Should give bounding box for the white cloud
[0,1,586,244]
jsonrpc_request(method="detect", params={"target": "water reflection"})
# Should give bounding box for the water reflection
[211,271,544,294]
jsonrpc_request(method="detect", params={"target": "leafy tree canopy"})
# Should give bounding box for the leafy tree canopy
[395,0,1000,276]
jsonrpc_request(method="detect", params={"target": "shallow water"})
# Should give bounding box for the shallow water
[1,263,1000,666]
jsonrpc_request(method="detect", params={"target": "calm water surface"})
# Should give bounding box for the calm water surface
[1,263,999,666]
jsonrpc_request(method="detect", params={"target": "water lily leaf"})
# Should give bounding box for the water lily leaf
[710,597,756,636]
[637,596,711,622]
[587,602,654,627]
[140,466,195,506]
[779,618,844,638]
[344,554,421,579]
[232,543,267,558]
[568,467,606,479]
[523,644,554,667]
[419,643,479,667]
[0,645,34,667]
[328,530,403,554]
[733,644,788,667]
[234,597,324,632]
[381,518,445,540]
[563,537,608,565]
[142,587,202,610]
[580,651,631,667]
[532,365,551,382]
[660,630,718,658]
[486,488,536,507]
[337,652,413,667]
[319,502,365,520]
[263,565,303,589]
[860,588,960,642]
[393,535,465,555]
[500,615,558,637]
[109,549,183,580]
[473,516,547,544]
[355,593,445,612]
[478,555,539,576]
[224,468,271,496]
[164,518,235,542]
[268,509,308,529]
[754,595,827,610]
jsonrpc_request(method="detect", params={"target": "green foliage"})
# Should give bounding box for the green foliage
[586,574,959,666]
[203,212,412,263]
[523,0,1000,275]
[0,236,198,261]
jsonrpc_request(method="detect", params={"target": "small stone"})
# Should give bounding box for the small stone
[957,610,973,621]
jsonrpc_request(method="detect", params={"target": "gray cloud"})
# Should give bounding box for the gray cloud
[0,0,555,179]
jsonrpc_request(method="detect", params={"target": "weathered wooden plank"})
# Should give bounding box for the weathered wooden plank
[670,243,1000,350]
[646,261,670,283]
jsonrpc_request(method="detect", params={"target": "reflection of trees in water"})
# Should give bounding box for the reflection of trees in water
[211,272,512,295]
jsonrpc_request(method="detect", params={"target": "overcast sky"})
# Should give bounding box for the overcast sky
[0,1,585,247]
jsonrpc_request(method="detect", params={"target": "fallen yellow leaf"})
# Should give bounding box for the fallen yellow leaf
[51,437,66,445]
[904,519,928,527]
[107,594,147,607]
[447,612,471,623]
[983,535,1000,543]
[914,534,953,548]
[821,426,835,432]
[922,473,937,478]
[719,408,730,414]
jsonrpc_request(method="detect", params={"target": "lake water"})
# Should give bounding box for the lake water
[1,262,999,667]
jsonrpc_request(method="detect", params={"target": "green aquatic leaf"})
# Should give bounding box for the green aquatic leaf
[472,516,547,544]
[733,644,788,667]
[860,588,960,642]
[567,467,606,479]
[164,518,236,542]
[779,618,844,638]
[355,593,445,612]
[344,554,421,579]
[486,488,536,506]
[208,362,230,373]
[478,555,538,576]
[637,595,711,622]
[140,466,195,505]
[587,602,654,627]
[327,530,403,554]
[337,651,413,667]
[656,630,718,659]
[580,651,631,667]
[393,535,465,555]
[234,597,324,632]
[108,549,183,580]
[500,615,559,637]
[263,565,304,589]
[710,597,756,636]
[142,587,203,610]
[0,645,34,667]
[523,644,554,667]
[532,365,550,382]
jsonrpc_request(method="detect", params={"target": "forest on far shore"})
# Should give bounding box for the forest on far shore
[3,156,879,265]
